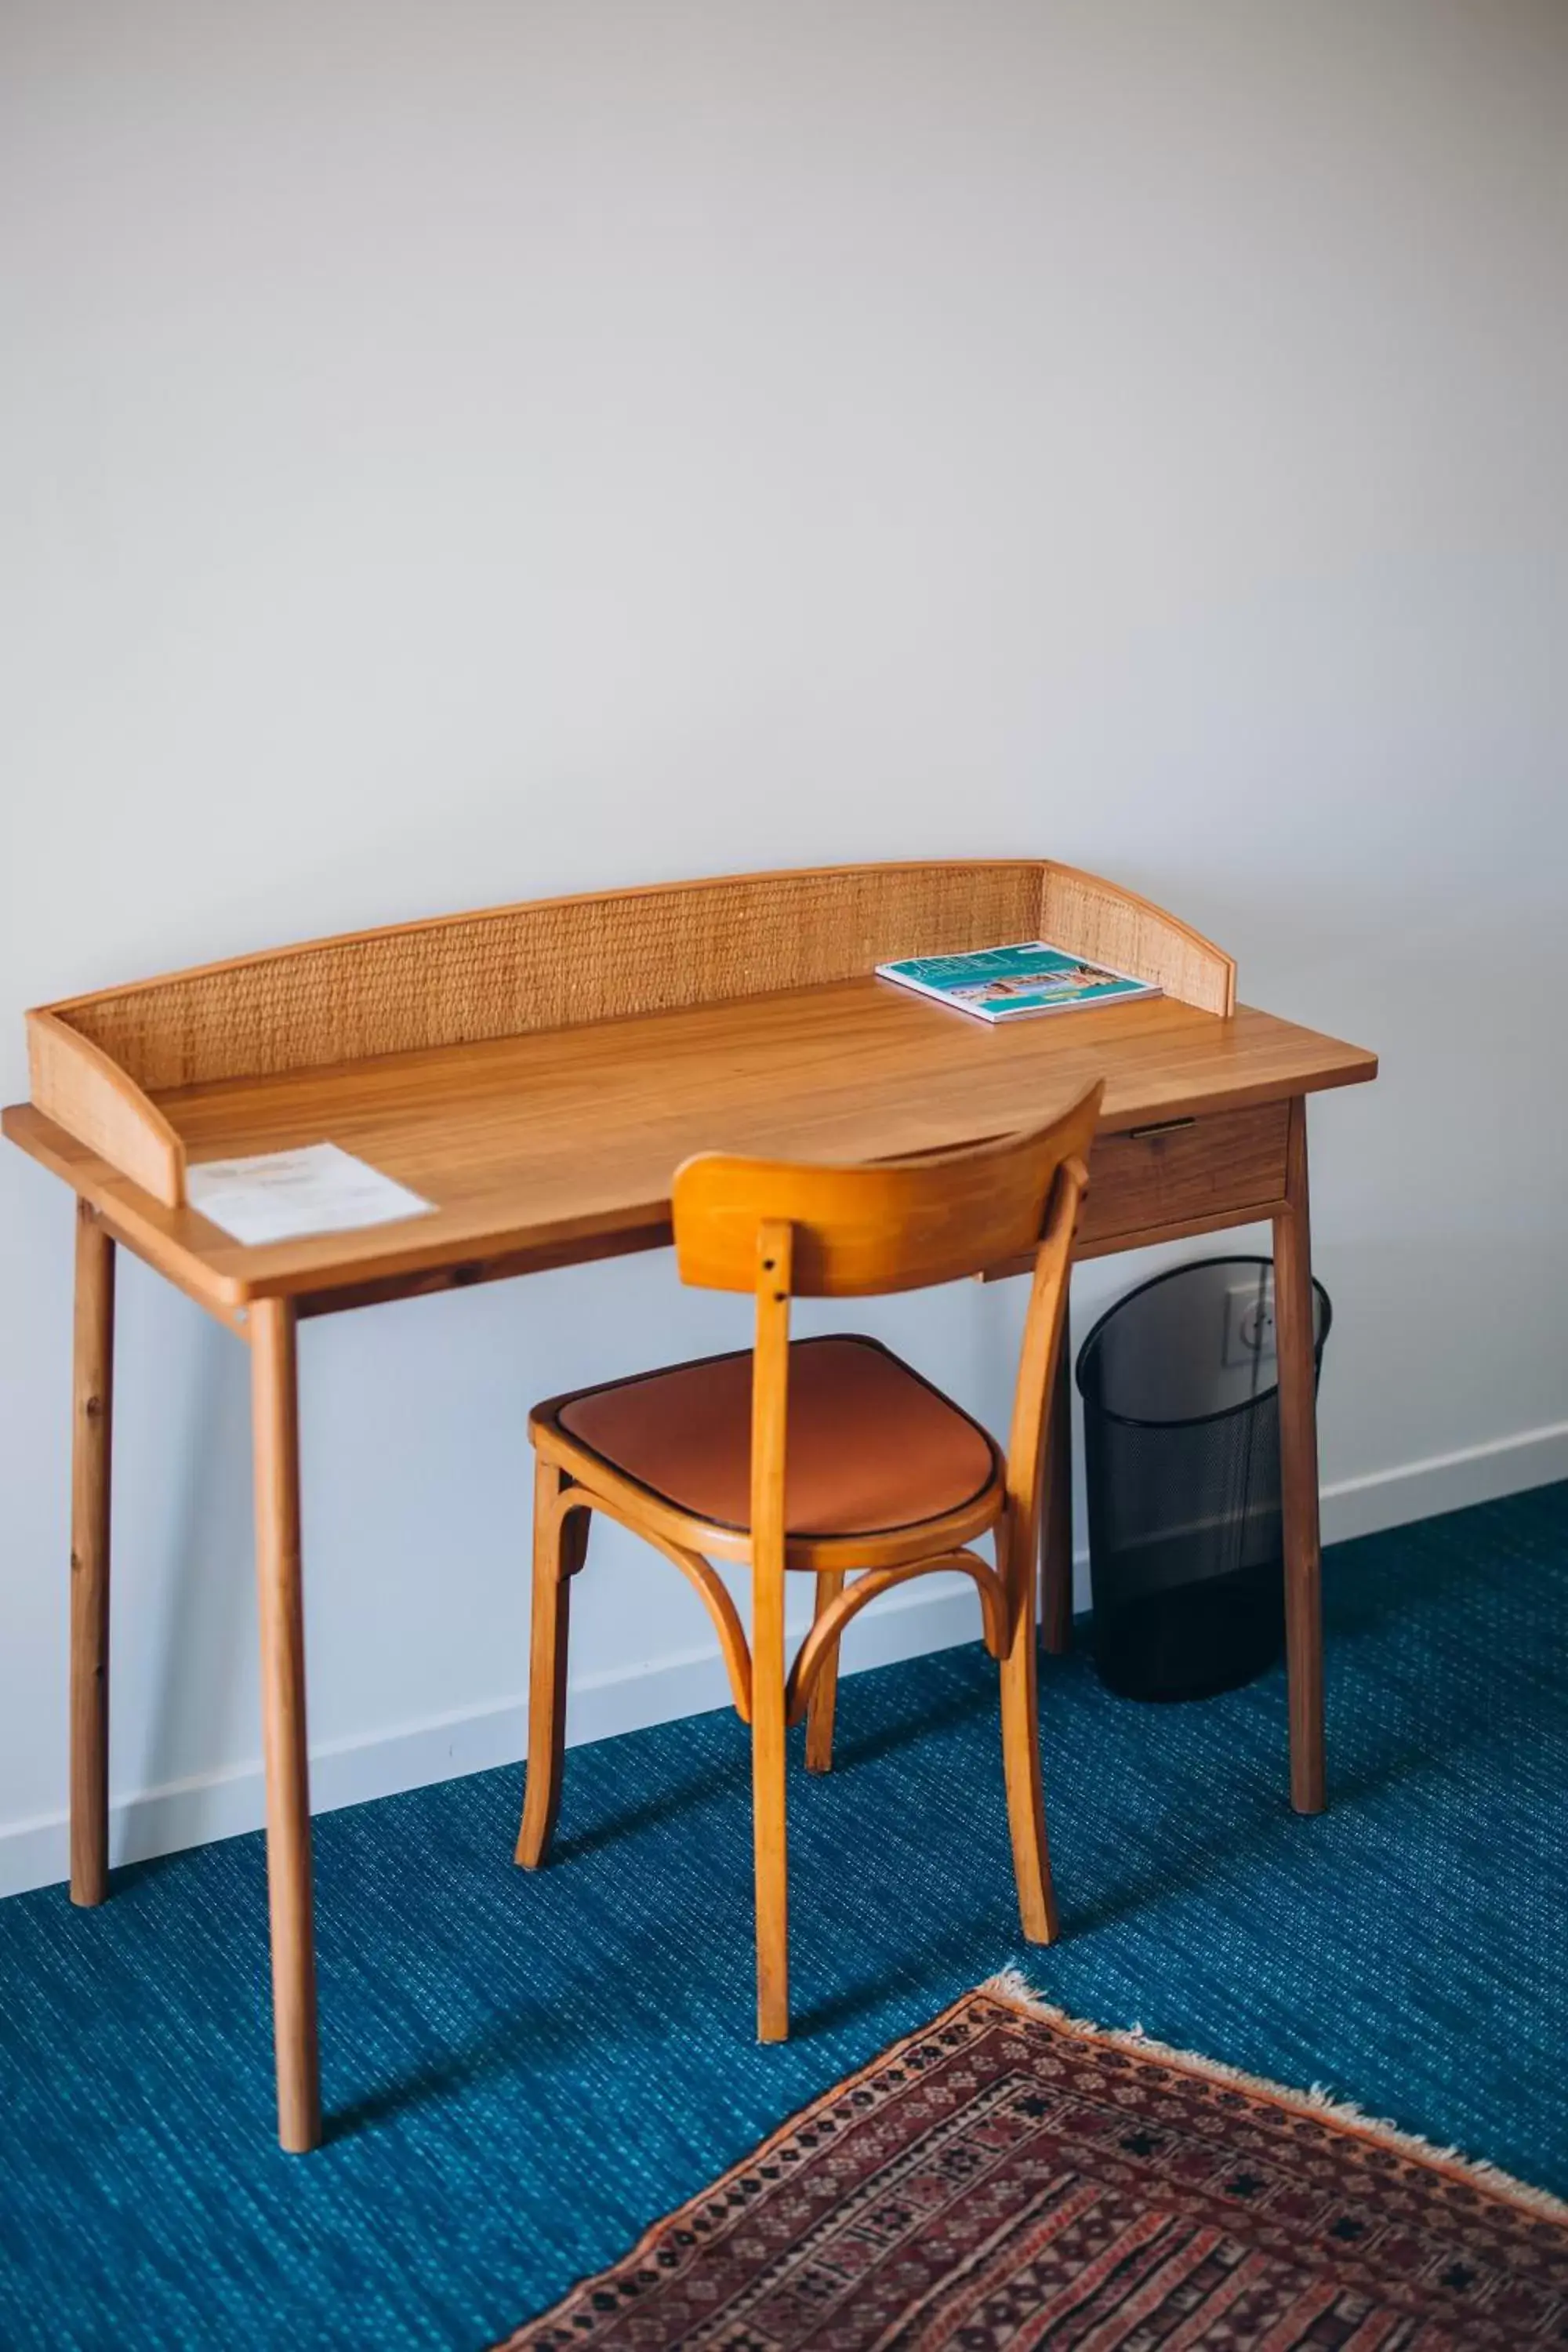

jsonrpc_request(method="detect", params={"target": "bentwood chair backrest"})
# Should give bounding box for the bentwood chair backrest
[671,1078,1103,1548]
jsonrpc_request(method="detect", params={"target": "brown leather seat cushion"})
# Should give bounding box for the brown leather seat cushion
[556,1335,998,1538]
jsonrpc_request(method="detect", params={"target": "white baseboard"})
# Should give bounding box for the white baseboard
[1,1421,1563,1901]
[1318,1418,1568,1544]
[0,1579,985,1900]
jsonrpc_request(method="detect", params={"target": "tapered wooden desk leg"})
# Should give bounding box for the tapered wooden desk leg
[250,1298,321,2154]
[71,1203,115,1907]
[1275,1097,1326,1817]
[1039,1306,1073,1656]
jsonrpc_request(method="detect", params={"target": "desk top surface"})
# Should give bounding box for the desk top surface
[4,975,1376,1312]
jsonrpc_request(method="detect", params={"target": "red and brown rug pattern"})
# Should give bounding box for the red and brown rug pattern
[498,1977,1568,2350]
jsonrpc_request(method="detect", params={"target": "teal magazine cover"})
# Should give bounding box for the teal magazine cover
[876,941,1160,1023]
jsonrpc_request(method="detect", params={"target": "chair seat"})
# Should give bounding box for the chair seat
[550,1334,999,1540]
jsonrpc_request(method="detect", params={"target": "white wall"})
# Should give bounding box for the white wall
[3,0,1565,1896]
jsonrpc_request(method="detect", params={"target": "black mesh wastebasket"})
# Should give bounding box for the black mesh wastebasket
[1076,1257,1331,1702]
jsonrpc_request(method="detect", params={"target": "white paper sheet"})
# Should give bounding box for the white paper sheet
[185,1142,436,1247]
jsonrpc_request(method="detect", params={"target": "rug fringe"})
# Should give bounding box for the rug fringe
[978,1969,1568,2227]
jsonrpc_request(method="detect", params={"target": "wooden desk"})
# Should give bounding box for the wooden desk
[3,859,1377,2151]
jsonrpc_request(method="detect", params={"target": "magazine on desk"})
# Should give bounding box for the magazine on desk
[876,940,1160,1024]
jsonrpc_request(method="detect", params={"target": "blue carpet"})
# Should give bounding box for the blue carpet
[1,1483,1566,2350]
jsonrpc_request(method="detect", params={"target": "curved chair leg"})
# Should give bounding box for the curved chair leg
[804,1569,845,1773]
[516,1463,588,1868]
[998,1515,1058,1944]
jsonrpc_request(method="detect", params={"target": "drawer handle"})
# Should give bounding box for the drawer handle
[1128,1117,1197,1141]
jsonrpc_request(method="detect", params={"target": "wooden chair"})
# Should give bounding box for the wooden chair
[514,1080,1103,2042]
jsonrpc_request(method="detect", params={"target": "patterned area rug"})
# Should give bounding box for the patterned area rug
[499,1976,1568,2350]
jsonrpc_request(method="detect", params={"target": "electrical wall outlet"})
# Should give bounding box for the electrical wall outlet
[1223,1279,1276,1368]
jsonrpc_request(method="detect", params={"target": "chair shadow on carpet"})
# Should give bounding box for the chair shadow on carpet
[540,1680,1447,1980]
[552,1677,992,1864]
[322,1944,937,2143]
[340,1541,1515,2139]
[532,1522,1480,1886]
[325,1991,623,2143]
[550,1757,739,1864]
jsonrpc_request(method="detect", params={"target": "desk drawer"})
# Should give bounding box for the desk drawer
[1078,1101,1290,1254]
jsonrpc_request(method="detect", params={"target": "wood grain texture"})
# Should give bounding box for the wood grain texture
[28,1010,186,1207]
[69,1203,114,1907]
[750,1219,793,2043]
[982,1102,1291,1283]
[250,1298,321,2154]
[18,859,1229,1196]
[3,989,1376,1313]
[672,1084,1103,1298]
[36,858,1232,1098]
[1275,1095,1326,1816]
[1080,1102,1287,1246]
